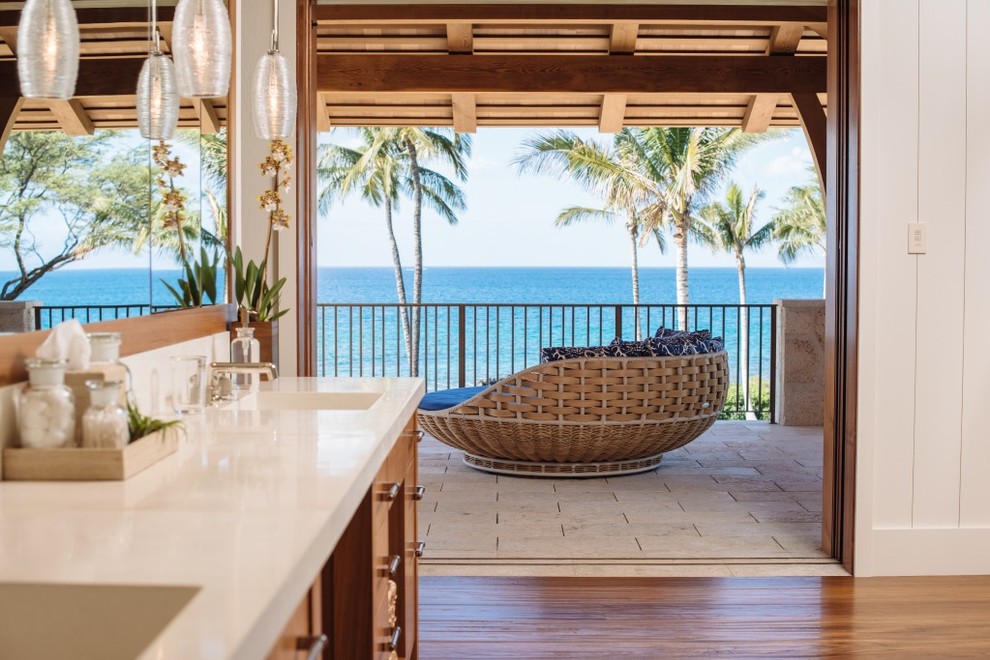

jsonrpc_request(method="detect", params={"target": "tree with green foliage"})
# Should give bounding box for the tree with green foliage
[697,183,773,413]
[514,130,665,321]
[317,127,471,375]
[0,131,155,300]
[772,175,826,296]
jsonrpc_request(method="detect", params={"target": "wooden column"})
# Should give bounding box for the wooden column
[295,0,317,376]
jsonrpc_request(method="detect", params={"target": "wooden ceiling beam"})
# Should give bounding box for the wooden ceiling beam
[0,58,145,98]
[317,54,826,95]
[609,23,639,55]
[599,93,627,133]
[190,98,221,134]
[0,7,174,29]
[316,92,332,132]
[314,4,827,26]
[49,99,94,136]
[743,24,807,133]
[451,93,476,133]
[791,91,826,190]
[0,96,24,153]
[0,26,17,54]
[446,22,473,54]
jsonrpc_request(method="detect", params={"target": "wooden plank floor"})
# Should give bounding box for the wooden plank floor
[419,575,990,658]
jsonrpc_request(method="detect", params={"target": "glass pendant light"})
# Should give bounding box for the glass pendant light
[137,0,179,140]
[17,0,80,99]
[252,0,296,140]
[171,0,231,98]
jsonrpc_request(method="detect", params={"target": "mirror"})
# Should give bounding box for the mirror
[0,0,228,333]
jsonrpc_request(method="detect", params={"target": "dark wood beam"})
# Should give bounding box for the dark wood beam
[317,54,826,95]
[0,96,24,152]
[0,7,174,29]
[792,92,827,189]
[315,4,827,25]
[0,58,144,98]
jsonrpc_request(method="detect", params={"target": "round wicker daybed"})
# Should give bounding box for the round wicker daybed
[417,352,728,477]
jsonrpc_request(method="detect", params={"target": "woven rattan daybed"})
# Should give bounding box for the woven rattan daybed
[418,352,728,477]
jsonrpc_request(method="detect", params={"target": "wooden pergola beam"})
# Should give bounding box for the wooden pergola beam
[49,99,94,136]
[792,91,827,190]
[446,22,473,54]
[315,4,827,25]
[450,93,476,133]
[0,58,145,98]
[744,24,808,133]
[0,96,24,153]
[0,7,174,29]
[317,54,826,95]
[609,23,639,54]
[599,93,627,133]
[191,98,222,134]
[316,92,332,132]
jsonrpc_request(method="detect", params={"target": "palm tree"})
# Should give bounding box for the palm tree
[697,184,773,413]
[773,177,826,296]
[513,131,662,326]
[318,127,471,375]
[634,128,762,329]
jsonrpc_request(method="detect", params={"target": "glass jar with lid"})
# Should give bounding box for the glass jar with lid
[82,380,129,449]
[88,332,134,402]
[230,326,261,390]
[16,358,76,449]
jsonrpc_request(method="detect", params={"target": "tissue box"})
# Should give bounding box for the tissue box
[64,364,129,444]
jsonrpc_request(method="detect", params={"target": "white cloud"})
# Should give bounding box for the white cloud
[766,146,813,177]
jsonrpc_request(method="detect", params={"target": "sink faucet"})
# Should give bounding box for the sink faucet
[209,362,278,402]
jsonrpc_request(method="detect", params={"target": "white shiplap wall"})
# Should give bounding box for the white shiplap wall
[857,0,990,575]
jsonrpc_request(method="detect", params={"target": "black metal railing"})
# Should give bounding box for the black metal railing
[34,304,179,330]
[316,303,777,419]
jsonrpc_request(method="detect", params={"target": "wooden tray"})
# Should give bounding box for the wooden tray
[2,428,179,481]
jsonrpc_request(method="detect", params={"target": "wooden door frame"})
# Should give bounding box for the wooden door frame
[294,0,862,572]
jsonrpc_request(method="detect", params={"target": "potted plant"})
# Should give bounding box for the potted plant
[227,138,294,365]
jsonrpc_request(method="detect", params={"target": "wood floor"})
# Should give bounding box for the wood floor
[419,575,990,658]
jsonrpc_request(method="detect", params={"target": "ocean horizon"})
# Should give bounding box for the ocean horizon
[3,265,824,307]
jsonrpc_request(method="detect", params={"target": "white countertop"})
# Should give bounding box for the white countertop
[0,377,425,659]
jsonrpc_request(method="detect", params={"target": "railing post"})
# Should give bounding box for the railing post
[457,304,466,388]
[769,304,778,424]
[614,305,623,340]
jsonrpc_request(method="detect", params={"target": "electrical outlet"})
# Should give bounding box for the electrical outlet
[908,222,926,254]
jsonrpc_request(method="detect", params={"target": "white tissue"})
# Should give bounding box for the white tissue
[36,319,92,370]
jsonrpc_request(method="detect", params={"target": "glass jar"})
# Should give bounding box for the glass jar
[230,326,260,390]
[88,332,134,402]
[17,358,76,449]
[82,380,129,449]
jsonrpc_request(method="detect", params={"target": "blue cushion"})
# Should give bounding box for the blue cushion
[419,386,486,411]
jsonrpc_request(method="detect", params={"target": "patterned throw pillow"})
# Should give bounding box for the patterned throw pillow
[654,326,712,340]
[541,330,725,362]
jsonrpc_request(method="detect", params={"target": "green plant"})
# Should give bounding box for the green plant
[126,402,183,444]
[229,245,288,321]
[721,377,773,421]
[162,245,220,308]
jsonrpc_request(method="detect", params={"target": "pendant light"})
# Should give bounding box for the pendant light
[171,0,231,98]
[137,0,179,140]
[17,0,80,99]
[252,0,296,140]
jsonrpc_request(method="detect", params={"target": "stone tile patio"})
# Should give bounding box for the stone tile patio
[418,421,843,577]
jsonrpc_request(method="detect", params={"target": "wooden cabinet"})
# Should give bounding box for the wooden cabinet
[324,415,421,660]
[267,579,325,660]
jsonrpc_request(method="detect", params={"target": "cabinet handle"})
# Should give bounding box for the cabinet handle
[415,541,426,558]
[387,482,401,501]
[389,626,402,651]
[388,554,401,576]
[296,634,329,660]
[412,485,426,501]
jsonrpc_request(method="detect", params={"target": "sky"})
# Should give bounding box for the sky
[318,127,821,269]
[1,126,821,272]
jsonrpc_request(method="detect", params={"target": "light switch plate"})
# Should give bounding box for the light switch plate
[908,222,926,254]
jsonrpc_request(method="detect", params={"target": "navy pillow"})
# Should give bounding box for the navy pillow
[419,386,486,411]
[540,345,617,363]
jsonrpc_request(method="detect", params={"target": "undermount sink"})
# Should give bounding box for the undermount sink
[256,390,383,411]
[0,582,198,659]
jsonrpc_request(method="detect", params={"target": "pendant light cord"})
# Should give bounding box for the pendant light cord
[270,0,278,54]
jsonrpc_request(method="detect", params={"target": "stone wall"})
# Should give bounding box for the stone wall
[0,301,40,334]
[774,299,825,426]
